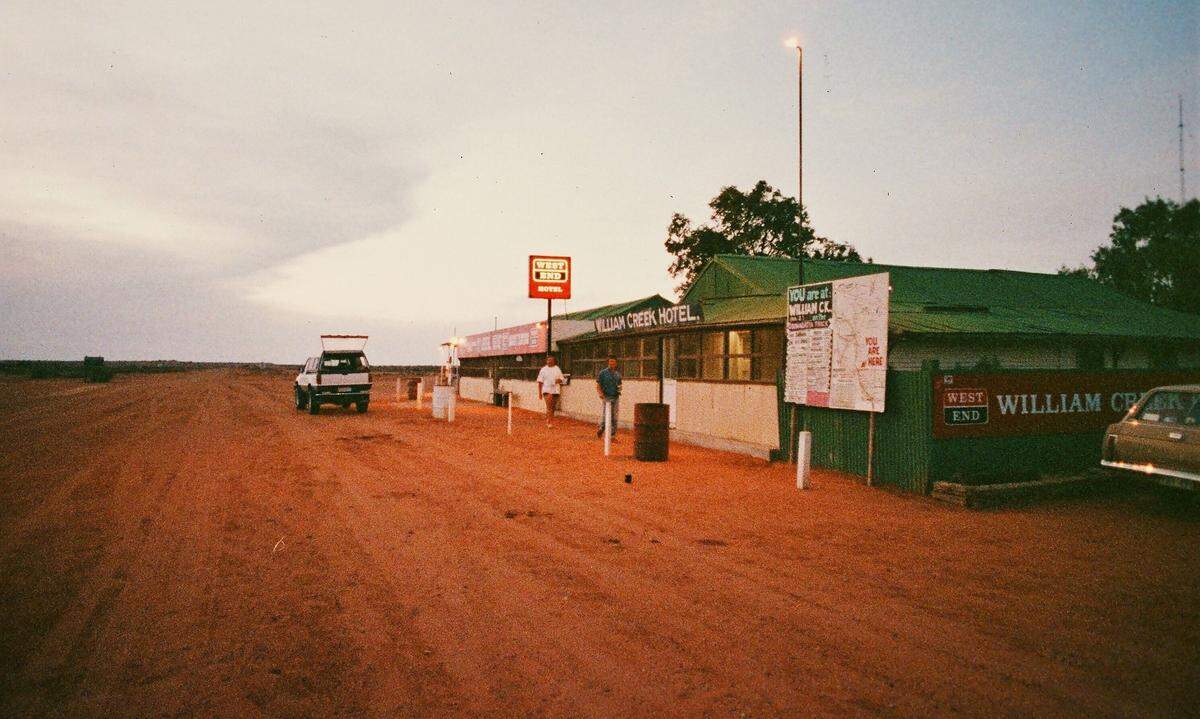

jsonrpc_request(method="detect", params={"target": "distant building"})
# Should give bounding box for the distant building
[454,255,1200,491]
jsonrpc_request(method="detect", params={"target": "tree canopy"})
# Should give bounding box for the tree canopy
[1062,198,1200,314]
[664,180,860,295]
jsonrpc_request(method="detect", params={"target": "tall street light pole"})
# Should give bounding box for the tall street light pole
[786,37,804,289]
[786,37,803,211]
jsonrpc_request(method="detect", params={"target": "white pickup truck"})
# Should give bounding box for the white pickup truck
[294,335,372,414]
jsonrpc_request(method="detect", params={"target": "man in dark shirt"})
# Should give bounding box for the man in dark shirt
[596,357,622,438]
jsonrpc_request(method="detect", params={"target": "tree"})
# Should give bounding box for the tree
[665,180,861,295]
[1062,198,1200,314]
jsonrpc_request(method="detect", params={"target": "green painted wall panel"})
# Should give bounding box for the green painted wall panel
[795,368,933,494]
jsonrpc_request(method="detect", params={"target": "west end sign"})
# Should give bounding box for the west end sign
[593,303,702,334]
[933,370,1200,438]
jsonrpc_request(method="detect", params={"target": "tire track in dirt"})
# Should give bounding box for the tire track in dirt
[315,382,1188,718]
[0,374,212,716]
[2,371,1197,718]
[249,379,1097,717]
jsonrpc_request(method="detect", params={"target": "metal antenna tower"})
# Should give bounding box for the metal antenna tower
[1180,95,1186,203]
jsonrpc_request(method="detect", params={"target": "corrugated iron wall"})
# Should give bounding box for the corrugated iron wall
[873,369,934,492]
[794,367,934,494]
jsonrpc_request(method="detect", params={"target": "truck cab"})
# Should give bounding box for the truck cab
[294,335,372,414]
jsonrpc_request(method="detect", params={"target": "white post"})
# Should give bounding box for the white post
[603,400,612,457]
[447,390,456,423]
[795,430,812,489]
[416,380,423,408]
[506,392,513,435]
[395,377,401,401]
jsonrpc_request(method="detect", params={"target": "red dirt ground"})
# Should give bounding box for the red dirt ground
[0,370,1197,718]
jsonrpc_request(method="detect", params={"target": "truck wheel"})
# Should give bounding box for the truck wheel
[356,401,368,413]
[294,386,307,410]
[308,390,320,415]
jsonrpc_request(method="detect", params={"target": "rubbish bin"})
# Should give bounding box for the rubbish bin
[634,403,669,462]
[432,385,453,418]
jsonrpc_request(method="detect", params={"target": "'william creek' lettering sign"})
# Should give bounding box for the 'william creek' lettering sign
[593,303,701,334]
[933,370,1200,439]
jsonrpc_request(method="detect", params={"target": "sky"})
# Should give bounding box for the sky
[2,1,1197,364]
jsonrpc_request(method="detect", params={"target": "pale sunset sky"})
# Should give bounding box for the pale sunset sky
[2,1,1197,362]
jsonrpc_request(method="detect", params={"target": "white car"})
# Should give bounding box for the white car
[295,335,372,414]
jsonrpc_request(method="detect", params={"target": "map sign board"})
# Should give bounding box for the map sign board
[528,255,572,299]
[785,273,889,412]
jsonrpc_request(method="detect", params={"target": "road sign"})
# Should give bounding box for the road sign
[529,255,572,299]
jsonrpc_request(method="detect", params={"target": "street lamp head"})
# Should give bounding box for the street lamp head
[784,36,801,49]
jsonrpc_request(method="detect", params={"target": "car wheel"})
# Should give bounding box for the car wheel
[356,401,368,413]
[308,390,320,414]
[294,386,307,410]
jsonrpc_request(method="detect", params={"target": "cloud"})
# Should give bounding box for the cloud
[0,1,433,360]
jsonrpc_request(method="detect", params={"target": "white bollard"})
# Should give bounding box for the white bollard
[416,380,423,408]
[603,400,612,457]
[506,392,513,435]
[447,391,456,423]
[395,377,401,401]
[796,430,812,489]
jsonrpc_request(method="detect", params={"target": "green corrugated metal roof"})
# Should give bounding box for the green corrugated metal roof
[679,254,1200,340]
[552,294,671,321]
[697,295,786,326]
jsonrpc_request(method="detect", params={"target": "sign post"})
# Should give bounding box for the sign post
[529,255,572,358]
[796,430,811,489]
[604,400,612,457]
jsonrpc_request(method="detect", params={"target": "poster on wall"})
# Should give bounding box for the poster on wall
[785,272,889,412]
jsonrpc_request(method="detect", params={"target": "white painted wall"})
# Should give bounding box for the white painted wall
[674,381,778,453]
[459,374,778,459]
[460,375,493,403]
[886,337,1200,371]
[888,338,1074,371]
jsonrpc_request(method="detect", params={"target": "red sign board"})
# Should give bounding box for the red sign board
[456,322,547,359]
[933,370,1200,439]
[528,255,571,299]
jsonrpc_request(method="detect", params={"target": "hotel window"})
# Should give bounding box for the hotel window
[677,333,701,378]
[726,330,752,380]
[752,328,785,382]
[701,331,725,380]
[640,338,661,378]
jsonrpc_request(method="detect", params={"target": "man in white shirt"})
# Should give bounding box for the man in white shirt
[536,355,565,427]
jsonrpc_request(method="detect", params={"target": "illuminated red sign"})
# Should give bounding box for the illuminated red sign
[529,255,571,300]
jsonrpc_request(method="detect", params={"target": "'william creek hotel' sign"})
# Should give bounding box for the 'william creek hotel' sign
[933,370,1200,438]
[593,303,702,334]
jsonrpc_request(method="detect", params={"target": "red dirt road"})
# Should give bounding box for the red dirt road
[1,370,1197,718]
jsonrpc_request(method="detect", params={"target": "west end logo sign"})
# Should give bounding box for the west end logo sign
[593,304,702,334]
[932,370,1200,438]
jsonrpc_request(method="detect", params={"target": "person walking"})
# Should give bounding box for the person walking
[595,356,622,439]
[536,355,565,427]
